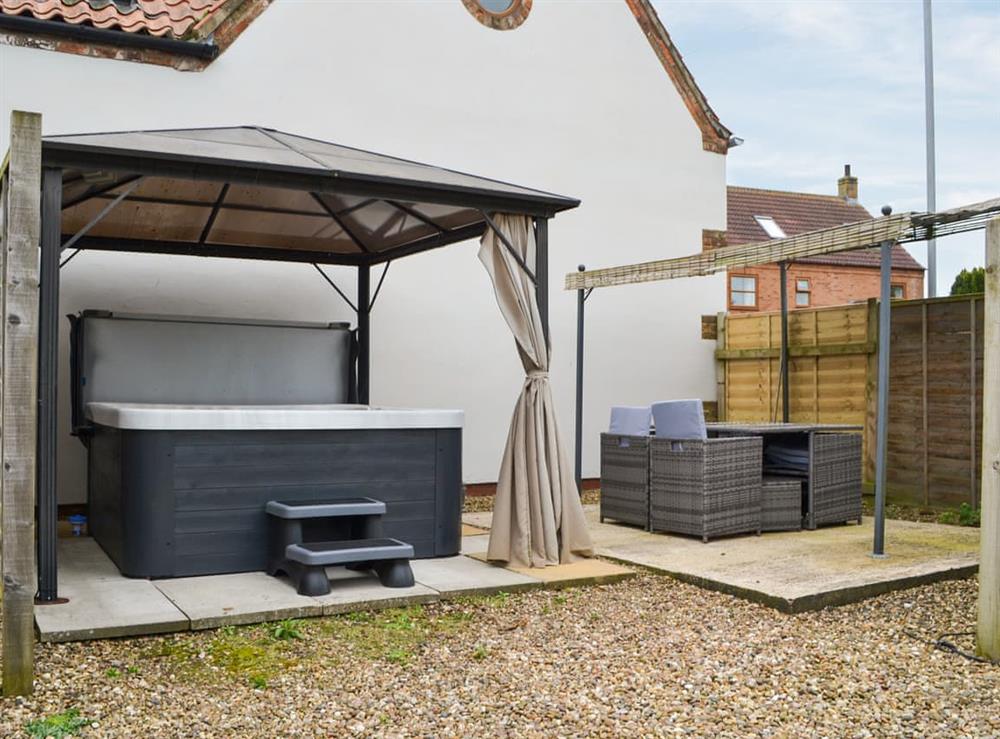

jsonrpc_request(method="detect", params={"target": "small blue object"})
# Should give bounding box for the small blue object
[68,514,87,536]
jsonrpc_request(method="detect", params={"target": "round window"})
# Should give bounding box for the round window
[461,0,532,30]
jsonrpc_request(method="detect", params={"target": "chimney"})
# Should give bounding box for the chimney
[838,164,858,202]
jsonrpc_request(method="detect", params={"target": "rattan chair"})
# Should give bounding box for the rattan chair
[649,435,763,542]
[600,406,652,529]
[761,475,803,532]
[809,433,863,527]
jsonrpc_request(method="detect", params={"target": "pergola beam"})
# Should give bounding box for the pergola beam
[566,214,913,290]
[565,197,1000,292]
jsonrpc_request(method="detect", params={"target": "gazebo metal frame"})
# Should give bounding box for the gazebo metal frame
[0,112,582,694]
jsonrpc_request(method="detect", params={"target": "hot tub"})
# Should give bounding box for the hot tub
[70,311,463,579]
[86,403,463,578]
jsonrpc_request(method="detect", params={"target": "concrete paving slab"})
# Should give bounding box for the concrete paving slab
[469,504,979,612]
[462,523,488,536]
[312,569,439,615]
[411,555,541,597]
[462,511,494,530]
[460,534,490,555]
[470,552,635,588]
[36,539,189,643]
[154,571,324,630]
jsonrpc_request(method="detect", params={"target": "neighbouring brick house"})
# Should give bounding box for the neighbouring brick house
[725,168,925,312]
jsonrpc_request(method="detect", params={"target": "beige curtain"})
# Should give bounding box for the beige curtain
[479,213,594,568]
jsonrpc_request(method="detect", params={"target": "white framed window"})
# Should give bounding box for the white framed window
[753,215,787,239]
[730,274,757,308]
[795,278,811,307]
[891,284,905,299]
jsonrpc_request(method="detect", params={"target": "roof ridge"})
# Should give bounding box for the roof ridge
[728,185,856,202]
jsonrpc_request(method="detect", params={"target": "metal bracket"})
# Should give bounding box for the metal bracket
[370,261,390,311]
[313,264,358,313]
[61,177,143,252]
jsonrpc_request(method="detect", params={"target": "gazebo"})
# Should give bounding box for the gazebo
[0,111,593,694]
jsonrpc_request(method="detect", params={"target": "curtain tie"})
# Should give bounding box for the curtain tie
[526,370,549,380]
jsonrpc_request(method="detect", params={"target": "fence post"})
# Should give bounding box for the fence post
[1,110,42,696]
[978,216,1000,660]
[715,311,727,421]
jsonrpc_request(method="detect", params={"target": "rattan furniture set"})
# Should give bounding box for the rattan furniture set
[599,403,862,543]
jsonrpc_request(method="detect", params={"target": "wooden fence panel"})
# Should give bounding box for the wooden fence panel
[719,294,985,510]
[719,302,874,426]
[880,296,984,507]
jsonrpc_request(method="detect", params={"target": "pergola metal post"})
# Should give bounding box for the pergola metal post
[37,166,62,602]
[873,234,894,557]
[779,261,790,422]
[357,264,371,404]
[923,0,937,297]
[575,265,587,491]
[535,217,549,346]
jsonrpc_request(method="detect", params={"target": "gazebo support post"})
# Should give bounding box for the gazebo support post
[37,166,63,603]
[872,236,894,558]
[1,110,43,696]
[357,264,371,404]
[779,261,790,422]
[535,217,549,347]
[574,265,586,491]
[978,216,1000,659]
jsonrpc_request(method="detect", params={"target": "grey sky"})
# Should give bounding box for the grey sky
[657,0,999,295]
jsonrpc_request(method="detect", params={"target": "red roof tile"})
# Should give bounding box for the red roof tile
[0,0,231,39]
[727,186,924,271]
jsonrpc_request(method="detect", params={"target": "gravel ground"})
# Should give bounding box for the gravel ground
[464,488,600,513]
[2,574,997,738]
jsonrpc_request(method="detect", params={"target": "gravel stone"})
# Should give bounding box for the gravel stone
[1,575,997,737]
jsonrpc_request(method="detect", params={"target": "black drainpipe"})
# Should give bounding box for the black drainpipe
[0,14,219,61]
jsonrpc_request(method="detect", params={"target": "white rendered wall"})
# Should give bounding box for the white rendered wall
[0,1,726,503]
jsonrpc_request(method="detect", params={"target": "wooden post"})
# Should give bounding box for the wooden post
[979,216,1000,660]
[922,302,929,506]
[1,110,42,696]
[715,311,727,421]
[971,297,978,507]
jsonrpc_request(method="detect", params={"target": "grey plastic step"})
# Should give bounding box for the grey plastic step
[285,538,414,566]
[265,497,386,519]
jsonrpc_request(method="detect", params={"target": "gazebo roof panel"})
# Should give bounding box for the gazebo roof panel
[223,183,329,215]
[44,126,579,210]
[205,209,356,252]
[46,126,581,264]
[64,198,209,243]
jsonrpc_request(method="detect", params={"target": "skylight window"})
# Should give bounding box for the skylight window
[754,215,786,239]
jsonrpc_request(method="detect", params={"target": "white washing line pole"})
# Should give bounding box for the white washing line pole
[924,0,937,297]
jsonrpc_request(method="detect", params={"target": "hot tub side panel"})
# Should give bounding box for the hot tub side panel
[89,426,462,578]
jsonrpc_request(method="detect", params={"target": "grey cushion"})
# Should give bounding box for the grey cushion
[609,406,652,437]
[652,400,707,440]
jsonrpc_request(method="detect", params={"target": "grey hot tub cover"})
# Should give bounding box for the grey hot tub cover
[478,213,594,568]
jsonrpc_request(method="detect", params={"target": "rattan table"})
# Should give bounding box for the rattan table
[706,423,863,530]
